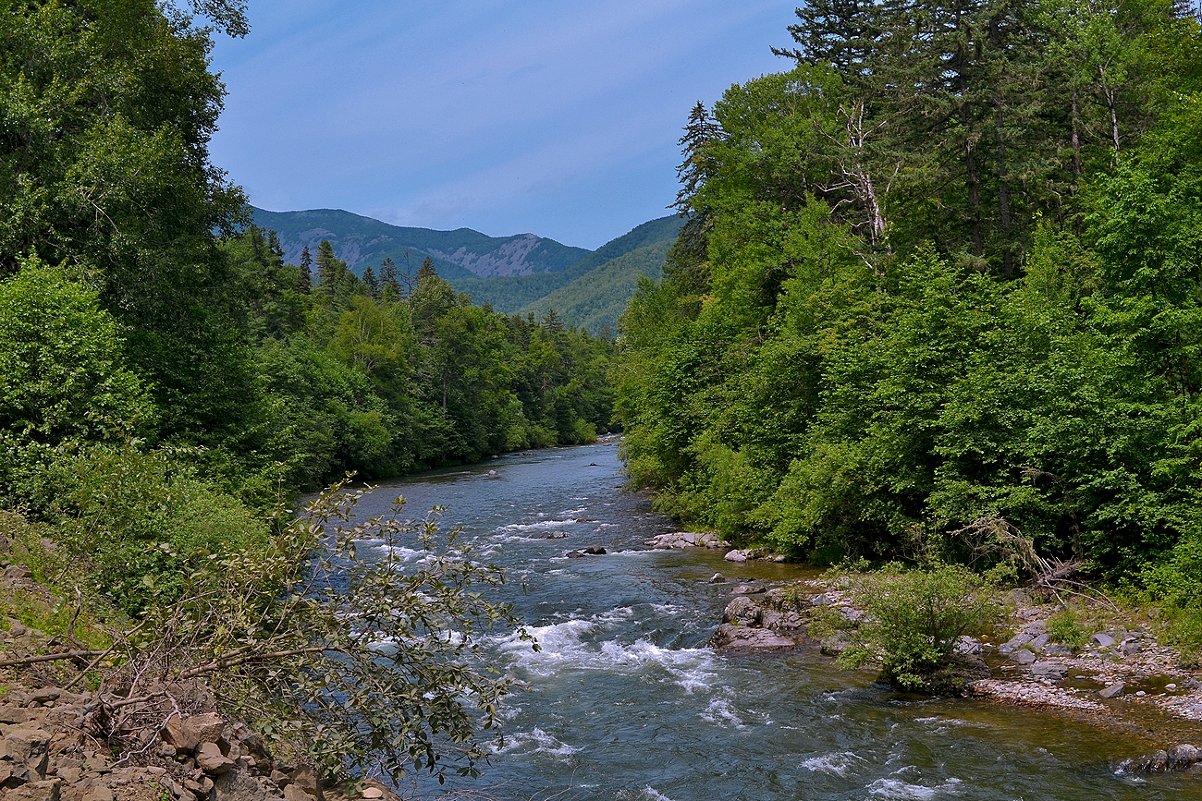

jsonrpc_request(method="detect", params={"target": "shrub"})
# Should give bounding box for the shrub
[48,445,270,616]
[838,563,1001,692]
[1047,608,1090,651]
[1140,530,1202,661]
[106,482,526,789]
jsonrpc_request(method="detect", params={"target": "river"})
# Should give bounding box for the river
[351,440,1199,800]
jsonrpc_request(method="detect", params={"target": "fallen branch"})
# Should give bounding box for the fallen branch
[0,649,106,668]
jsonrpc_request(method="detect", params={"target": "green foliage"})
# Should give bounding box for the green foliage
[0,257,154,505]
[838,565,1001,692]
[614,4,1202,589]
[0,511,112,650]
[129,483,527,786]
[48,445,270,616]
[1047,609,1091,651]
[1140,529,1202,659]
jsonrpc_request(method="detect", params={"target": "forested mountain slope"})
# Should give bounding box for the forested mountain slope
[519,239,674,334]
[252,207,590,281]
[462,214,683,323]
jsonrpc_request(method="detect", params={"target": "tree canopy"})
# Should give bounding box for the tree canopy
[616,0,1202,585]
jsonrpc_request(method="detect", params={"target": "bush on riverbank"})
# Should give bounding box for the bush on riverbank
[1142,531,1202,662]
[833,564,1003,692]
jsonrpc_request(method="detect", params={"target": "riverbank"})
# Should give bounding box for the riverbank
[0,556,399,801]
[688,543,1202,773]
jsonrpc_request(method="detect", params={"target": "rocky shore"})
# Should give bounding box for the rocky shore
[1,566,399,801]
[646,532,1202,776]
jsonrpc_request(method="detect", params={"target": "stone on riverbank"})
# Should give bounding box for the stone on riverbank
[644,531,729,550]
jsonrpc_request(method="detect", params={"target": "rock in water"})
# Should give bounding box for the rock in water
[709,623,796,650]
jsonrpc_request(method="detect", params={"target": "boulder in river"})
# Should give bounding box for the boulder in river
[723,596,762,627]
[1115,743,1202,773]
[724,550,748,563]
[644,531,730,550]
[709,623,797,651]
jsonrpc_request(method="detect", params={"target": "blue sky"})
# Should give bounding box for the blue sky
[208,1,795,249]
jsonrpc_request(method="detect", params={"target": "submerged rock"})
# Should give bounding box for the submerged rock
[1011,649,1037,666]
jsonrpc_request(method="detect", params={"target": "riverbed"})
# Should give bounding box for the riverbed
[354,440,1199,800]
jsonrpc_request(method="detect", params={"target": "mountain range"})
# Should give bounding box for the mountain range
[250,207,683,333]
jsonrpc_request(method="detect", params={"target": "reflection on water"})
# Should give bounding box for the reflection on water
[352,441,1199,800]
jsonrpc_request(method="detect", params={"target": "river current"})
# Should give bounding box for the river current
[352,440,1198,800]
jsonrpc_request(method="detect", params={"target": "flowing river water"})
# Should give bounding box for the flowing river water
[352,440,1200,800]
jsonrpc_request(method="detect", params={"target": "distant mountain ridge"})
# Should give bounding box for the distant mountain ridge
[253,207,684,333]
[251,207,590,281]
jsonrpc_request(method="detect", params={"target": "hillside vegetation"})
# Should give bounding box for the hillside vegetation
[0,0,609,787]
[252,206,590,281]
[615,0,1202,651]
[520,239,673,335]
[263,209,684,331]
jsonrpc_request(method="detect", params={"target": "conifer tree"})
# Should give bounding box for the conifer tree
[672,101,724,214]
[315,240,345,299]
[298,245,313,294]
[379,257,403,300]
[417,256,438,282]
[363,265,380,298]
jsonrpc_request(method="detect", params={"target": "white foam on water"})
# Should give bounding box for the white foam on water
[866,777,962,800]
[491,728,580,758]
[639,788,677,801]
[492,617,718,691]
[800,751,863,777]
[500,519,579,532]
[915,716,968,727]
[559,508,587,516]
[592,606,635,625]
[616,788,677,801]
[699,696,745,729]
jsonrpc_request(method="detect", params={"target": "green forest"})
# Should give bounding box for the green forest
[0,0,612,611]
[616,0,1202,642]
